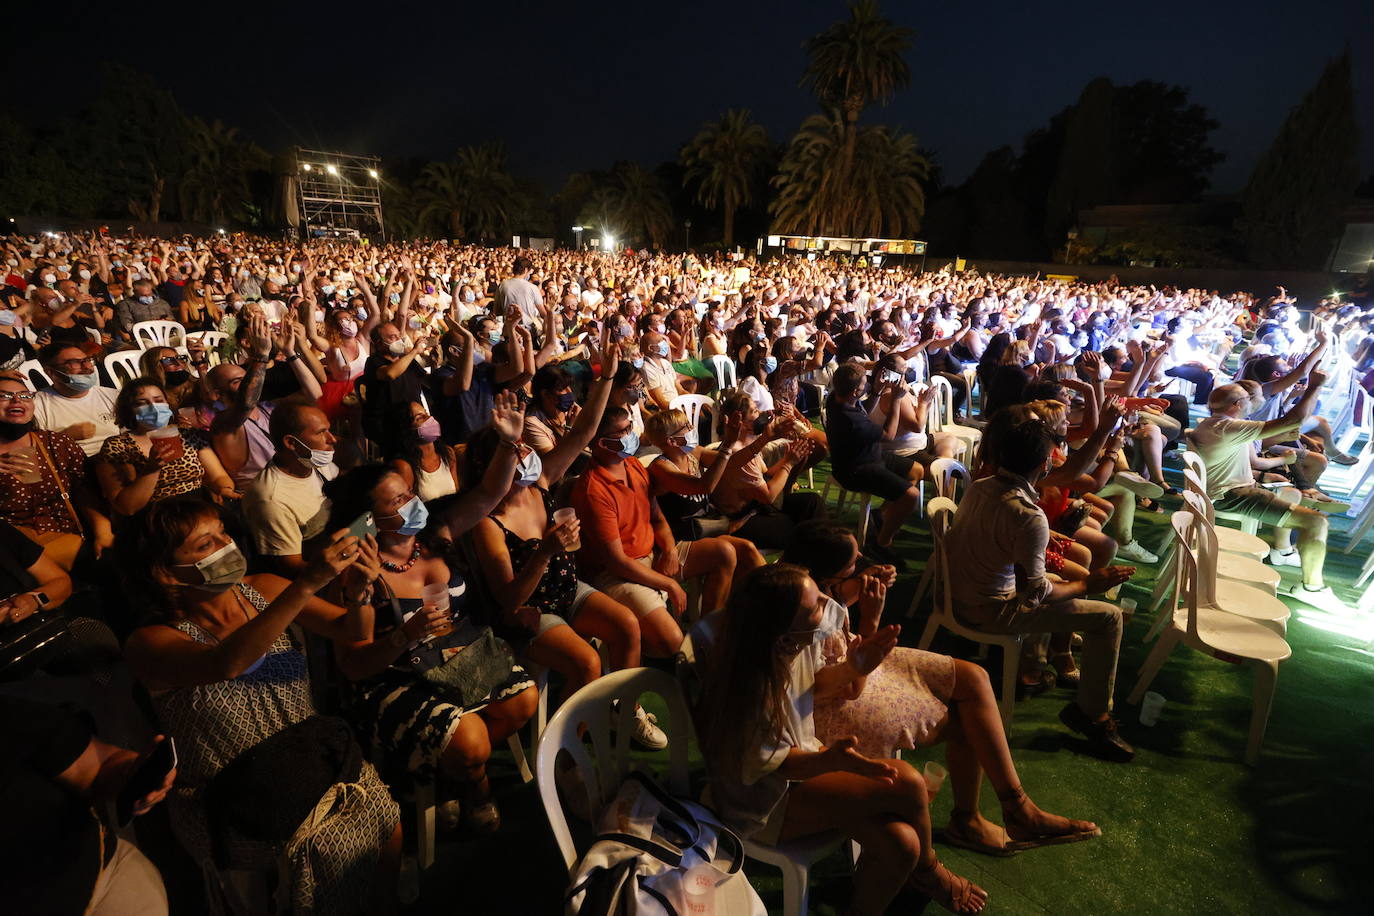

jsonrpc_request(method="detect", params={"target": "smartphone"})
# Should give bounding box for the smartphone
[116,737,177,824]
[348,511,377,541]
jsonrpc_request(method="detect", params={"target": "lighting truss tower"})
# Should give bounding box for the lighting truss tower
[293,148,385,239]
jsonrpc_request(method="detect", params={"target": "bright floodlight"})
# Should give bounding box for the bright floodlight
[603,235,614,249]
[326,164,338,176]
[572,225,584,232]
[368,169,379,179]
[217,228,226,235]
[302,163,312,171]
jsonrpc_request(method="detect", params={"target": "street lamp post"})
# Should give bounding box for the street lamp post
[572,225,584,250]
[685,219,692,251]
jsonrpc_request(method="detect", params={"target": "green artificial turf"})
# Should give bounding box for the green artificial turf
[410,451,1374,915]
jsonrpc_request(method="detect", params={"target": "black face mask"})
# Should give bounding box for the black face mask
[0,419,33,442]
[164,369,190,387]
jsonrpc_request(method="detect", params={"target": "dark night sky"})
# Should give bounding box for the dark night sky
[9,0,1374,194]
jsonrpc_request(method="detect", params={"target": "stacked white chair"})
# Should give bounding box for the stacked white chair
[103,350,145,388]
[1129,512,1293,766]
[132,319,188,351]
[708,354,737,393]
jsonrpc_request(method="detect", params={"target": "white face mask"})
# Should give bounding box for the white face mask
[289,435,334,468]
[78,269,92,281]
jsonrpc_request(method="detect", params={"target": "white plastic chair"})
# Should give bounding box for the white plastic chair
[103,350,145,388]
[536,667,693,873]
[926,375,981,465]
[1128,512,1292,766]
[188,329,230,367]
[1147,491,1281,619]
[708,354,737,392]
[820,473,876,544]
[132,319,187,351]
[670,393,717,445]
[506,671,551,785]
[915,497,1022,732]
[1180,451,1260,536]
[1143,507,1289,643]
[16,359,51,391]
[928,457,970,502]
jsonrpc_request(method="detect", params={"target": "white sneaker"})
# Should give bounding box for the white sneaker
[1268,549,1301,568]
[631,705,669,750]
[1111,471,1165,500]
[1116,540,1159,564]
[1288,584,1356,616]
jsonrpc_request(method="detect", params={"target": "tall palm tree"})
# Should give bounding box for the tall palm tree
[770,111,928,237]
[680,109,772,247]
[417,144,516,240]
[581,163,674,249]
[178,118,264,224]
[800,0,913,176]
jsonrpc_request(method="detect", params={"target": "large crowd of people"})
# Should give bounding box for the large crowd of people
[2,229,1368,914]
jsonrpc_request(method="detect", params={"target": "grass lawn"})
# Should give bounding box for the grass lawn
[411,450,1374,915]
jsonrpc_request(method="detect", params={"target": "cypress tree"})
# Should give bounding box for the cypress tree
[1242,51,1360,269]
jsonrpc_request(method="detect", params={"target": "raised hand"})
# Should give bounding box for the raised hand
[303,529,362,591]
[490,389,526,443]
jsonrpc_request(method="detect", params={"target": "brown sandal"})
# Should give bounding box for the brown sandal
[908,861,989,914]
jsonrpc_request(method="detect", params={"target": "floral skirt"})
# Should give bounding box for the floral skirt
[813,647,956,759]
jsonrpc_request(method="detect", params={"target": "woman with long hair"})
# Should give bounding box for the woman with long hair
[390,400,460,502]
[694,563,987,914]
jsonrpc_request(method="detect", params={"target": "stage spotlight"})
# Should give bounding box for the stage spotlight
[326,164,338,176]
[603,235,614,250]
[302,163,312,171]
[368,169,379,179]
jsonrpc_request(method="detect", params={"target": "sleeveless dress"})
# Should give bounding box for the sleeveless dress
[811,598,956,758]
[150,585,399,915]
[349,581,533,785]
[486,487,583,642]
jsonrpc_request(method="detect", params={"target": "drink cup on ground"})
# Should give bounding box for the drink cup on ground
[1119,597,1137,625]
[1139,691,1166,726]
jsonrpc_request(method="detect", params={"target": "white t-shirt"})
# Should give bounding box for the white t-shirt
[640,356,678,404]
[1189,416,1265,498]
[740,376,775,412]
[494,276,544,325]
[32,387,120,457]
[242,462,338,557]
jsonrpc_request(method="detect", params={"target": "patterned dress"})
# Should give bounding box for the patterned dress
[97,429,211,503]
[349,579,534,786]
[150,585,399,915]
[812,598,956,758]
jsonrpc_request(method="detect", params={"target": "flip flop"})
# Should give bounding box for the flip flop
[937,821,1019,857]
[1004,822,1102,851]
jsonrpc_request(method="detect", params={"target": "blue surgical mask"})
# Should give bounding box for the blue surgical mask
[515,448,543,487]
[134,402,173,430]
[680,430,698,454]
[392,495,429,536]
[605,431,639,460]
[557,391,576,412]
[763,356,778,374]
[488,331,503,346]
[62,370,98,392]
[137,295,154,305]
[654,340,670,358]
[0,309,16,327]
[631,357,644,369]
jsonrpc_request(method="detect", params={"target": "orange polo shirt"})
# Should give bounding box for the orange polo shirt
[571,457,656,579]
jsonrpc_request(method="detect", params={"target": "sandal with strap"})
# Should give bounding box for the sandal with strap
[1049,652,1081,690]
[908,860,989,914]
[937,818,1019,857]
[999,788,1101,851]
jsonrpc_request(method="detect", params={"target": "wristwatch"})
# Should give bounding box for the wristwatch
[27,591,50,609]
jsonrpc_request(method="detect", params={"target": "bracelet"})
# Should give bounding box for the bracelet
[497,437,519,450]
[286,353,301,361]
[251,356,271,364]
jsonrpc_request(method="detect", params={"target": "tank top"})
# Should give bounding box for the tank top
[415,458,457,501]
[869,397,927,453]
[487,488,577,615]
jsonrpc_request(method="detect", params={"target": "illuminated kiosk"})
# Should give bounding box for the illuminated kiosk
[760,234,927,268]
[289,148,385,241]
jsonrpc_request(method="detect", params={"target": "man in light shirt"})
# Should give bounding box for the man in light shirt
[241,403,337,576]
[494,256,543,326]
[32,343,119,457]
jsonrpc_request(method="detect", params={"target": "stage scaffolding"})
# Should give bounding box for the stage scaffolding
[292,148,384,240]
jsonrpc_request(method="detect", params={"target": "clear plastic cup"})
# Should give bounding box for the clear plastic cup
[8,445,41,484]
[1139,691,1166,726]
[681,865,717,915]
[1119,598,1137,625]
[553,507,580,552]
[923,760,947,801]
[421,582,454,641]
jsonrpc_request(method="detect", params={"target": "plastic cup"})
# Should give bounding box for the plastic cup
[148,424,184,461]
[1119,598,1137,625]
[922,760,948,801]
[421,582,454,641]
[8,445,41,484]
[553,507,580,552]
[1139,691,1166,727]
[681,865,717,916]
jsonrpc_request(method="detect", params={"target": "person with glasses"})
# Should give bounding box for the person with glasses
[137,346,204,412]
[0,371,93,569]
[33,342,120,457]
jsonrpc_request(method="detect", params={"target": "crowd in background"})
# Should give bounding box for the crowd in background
[2,229,1369,915]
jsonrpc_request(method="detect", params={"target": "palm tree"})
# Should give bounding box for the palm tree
[801,0,913,177]
[579,163,674,249]
[771,111,928,237]
[417,144,516,240]
[178,118,265,224]
[680,109,772,247]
